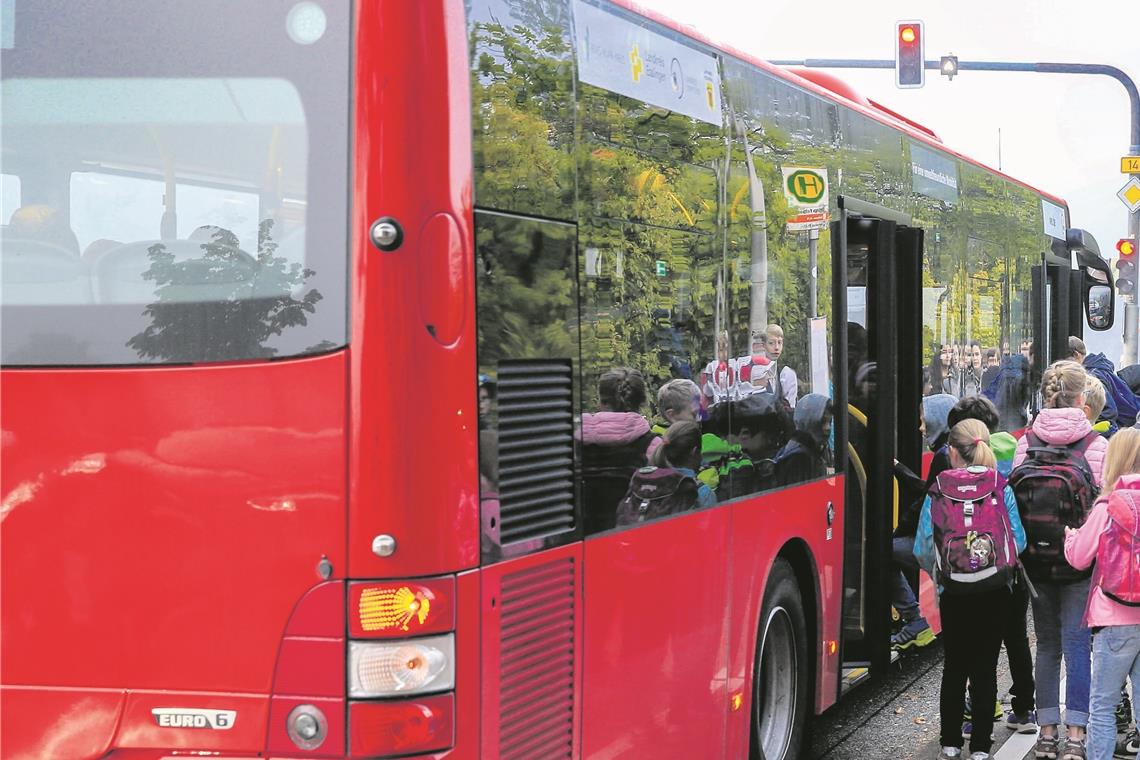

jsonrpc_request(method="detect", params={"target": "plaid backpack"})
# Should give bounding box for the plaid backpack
[1008,430,1099,582]
[615,466,700,526]
[929,466,1019,594]
[1095,478,1140,606]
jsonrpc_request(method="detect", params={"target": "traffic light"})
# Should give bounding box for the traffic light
[940,55,959,80]
[1117,238,1137,295]
[895,21,925,88]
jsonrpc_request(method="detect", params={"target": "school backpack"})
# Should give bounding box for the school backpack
[615,466,700,526]
[1008,430,1099,582]
[928,466,1019,594]
[1096,478,1140,606]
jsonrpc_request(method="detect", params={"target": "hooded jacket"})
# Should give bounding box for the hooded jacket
[1118,363,1140,397]
[922,393,957,449]
[1012,406,1108,487]
[1064,473,1140,627]
[893,394,956,539]
[1085,352,1140,427]
[580,411,663,460]
[773,393,831,486]
[983,355,1031,432]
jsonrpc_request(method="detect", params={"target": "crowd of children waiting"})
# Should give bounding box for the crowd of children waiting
[900,358,1140,760]
[480,336,1140,760]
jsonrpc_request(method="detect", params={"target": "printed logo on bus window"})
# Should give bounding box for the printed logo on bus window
[573,0,722,126]
[152,708,237,730]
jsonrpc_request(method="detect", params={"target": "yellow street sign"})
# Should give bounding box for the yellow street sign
[1120,176,1140,213]
[1123,156,1140,174]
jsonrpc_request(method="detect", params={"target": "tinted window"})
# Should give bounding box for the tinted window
[468,0,575,220]
[721,58,837,495]
[1,1,349,365]
[574,3,728,531]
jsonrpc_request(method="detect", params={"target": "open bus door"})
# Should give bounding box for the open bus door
[831,197,924,695]
[1035,229,1115,373]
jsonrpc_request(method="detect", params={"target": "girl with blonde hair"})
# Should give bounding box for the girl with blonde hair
[915,419,1027,760]
[1065,428,1140,760]
[1012,360,1108,760]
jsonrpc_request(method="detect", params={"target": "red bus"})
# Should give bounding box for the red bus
[0,1,1114,758]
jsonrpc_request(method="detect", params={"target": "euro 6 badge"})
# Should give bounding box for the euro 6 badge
[152,708,237,729]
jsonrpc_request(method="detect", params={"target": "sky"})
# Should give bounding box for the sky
[641,0,1140,361]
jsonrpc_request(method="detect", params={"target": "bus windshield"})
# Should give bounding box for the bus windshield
[0,0,351,365]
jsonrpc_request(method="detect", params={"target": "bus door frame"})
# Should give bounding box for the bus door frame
[832,196,924,690]
[1033,246,1076,372]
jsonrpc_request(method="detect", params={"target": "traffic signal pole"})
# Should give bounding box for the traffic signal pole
[772,57,1140,364]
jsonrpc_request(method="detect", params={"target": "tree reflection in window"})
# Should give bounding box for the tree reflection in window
[127,221,323,362]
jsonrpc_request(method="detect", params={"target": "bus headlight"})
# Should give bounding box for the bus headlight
[349,635,455,697]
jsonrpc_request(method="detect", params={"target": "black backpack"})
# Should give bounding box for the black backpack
[1008,430,1099,582]
[615,466,700,526]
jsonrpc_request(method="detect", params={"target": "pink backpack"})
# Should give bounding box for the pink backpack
[1096,475,1140,607]
[929,466,1020,594]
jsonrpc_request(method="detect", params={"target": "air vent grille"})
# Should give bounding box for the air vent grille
[498,558,575,759]
[497,360,575,544]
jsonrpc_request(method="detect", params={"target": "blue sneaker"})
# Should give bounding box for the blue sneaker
[891,620,935,650]
[1005,709,1039,734]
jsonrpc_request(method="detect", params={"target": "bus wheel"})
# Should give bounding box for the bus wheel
[750,558,809,760]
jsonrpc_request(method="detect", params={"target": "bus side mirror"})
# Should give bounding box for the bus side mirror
[1085,271,1114,331]
[1069,228,1114,331]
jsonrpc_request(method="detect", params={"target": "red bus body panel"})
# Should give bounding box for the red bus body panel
[348,0,479,580]
[0,355,348,758]
[579,478,844,758]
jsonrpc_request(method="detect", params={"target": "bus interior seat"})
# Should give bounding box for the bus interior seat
[1,232,92,305]
[88,238,258,304]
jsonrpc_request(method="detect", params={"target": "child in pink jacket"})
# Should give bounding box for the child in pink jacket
[1065,428,1140,760]
[1013,361,1108,760]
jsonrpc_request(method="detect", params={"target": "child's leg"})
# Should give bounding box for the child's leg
[1088,626,1140,760]
[1004,577,1036,718]
[1033,583,1064,734]
[939,593,972,750]
[966,589,1009,754]
[1059,579,1093,736]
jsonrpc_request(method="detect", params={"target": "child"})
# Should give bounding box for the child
[773,393,833,486]
[651,421,716,508]
[653,378,703,435]
[946,395,1036,737]
[915,419,1027,760]
[1082,374,1112,437]
[1012,360,1108,760]
[580,367,663,533]
[890,393,956,651]
[1064,427,1140,760]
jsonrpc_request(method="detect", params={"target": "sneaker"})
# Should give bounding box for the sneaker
[891,621,936,650]
[1060,737,1086,760]
[968,753,993,760]
[1116,691,1134,732]
[1005,709,1039,734]
[1115,728,1139,758]
[938,748,962,760]
[1035,735,1059,760]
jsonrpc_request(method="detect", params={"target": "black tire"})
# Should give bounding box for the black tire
[750,558,811,760]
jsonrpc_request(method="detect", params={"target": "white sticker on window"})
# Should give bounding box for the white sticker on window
[1042,199,1067,241]
[573,0,722,126]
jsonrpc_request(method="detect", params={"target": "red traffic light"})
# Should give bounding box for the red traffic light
[895,20,925,89]
[1116,238,1137,295]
